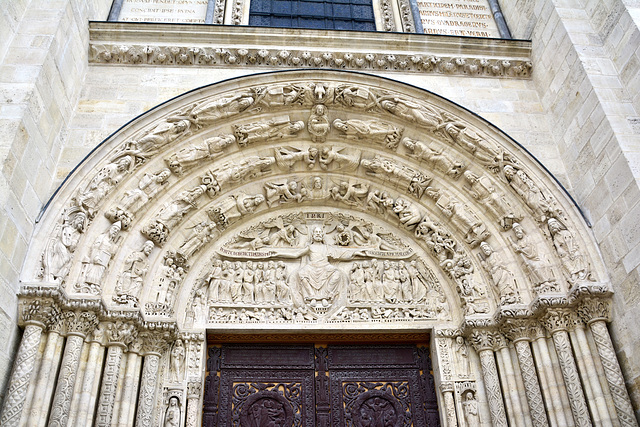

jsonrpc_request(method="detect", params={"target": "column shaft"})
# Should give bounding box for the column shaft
[117,352,141,427]
[442,390,458,427]
[497,346,526,427]
[66,342,90,425]
[551,330,592,426]
[0,324,44,427]
[135,354,161,427]
[76,341,105,425]
[47,334,85,427]
[533,337,568,426]
[28,331,64,427]
[96,344,125,427]
[478,349,508,427]
[589,320,638,427]
[514,340,549,427]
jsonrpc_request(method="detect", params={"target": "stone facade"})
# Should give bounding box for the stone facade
[1,0,640,425]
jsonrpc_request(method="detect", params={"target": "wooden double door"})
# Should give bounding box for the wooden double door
[203,343,440,427]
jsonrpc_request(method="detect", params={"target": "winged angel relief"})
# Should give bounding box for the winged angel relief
[216,213,415,314]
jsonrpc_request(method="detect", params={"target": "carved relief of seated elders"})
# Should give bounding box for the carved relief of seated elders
[265,180,306,207]
[234,119,304,146]
[378,96,443,130]
[165,134,235,174]
[479,242,520,305]
[157,185,207,229]
[504,165,551,221]
[127,118,191,158]
[441,122,500,165]
[190,93,254,126]
[333,118,402,149]
[510,222,556,290]
[77,156,133,215]
[119,168,171,213]
[403,137,465,177]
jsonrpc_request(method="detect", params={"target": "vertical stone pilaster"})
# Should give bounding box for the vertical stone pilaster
[469,330,508,427]
[116,340,142,427]
[135,332,169,427]
[186,381,202,427]
[543,309,593,426]
[48,311,98,427]
[579,299,639,427]
[439,382,458,427]
[95,322,136,427]
[504,321,550,427]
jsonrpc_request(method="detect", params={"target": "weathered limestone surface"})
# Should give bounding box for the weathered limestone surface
[1,0,640,424]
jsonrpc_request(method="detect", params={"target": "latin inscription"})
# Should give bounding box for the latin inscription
[417,0,501,38]
[118,0,208,23]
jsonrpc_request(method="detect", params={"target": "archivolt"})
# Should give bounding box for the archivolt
[24,70,609,332]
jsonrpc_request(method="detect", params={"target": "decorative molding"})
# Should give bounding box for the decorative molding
[89,23,532,78]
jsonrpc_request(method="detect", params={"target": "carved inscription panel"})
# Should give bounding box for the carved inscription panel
[118,0,208,23]
[416,0,500,37]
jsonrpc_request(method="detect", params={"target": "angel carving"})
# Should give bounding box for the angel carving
[274,146,318,170]
[264,179,308,207]
[319,146,360,171]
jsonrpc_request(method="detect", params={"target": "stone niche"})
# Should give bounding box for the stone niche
[3,70,634,427]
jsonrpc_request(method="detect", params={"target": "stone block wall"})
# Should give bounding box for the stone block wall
[501,0,640,416]
[0,0,112,402]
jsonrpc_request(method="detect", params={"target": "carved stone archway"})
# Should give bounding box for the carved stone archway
[2,70,635,427]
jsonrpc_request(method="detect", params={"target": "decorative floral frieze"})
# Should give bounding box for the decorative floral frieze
[89,44,533,78]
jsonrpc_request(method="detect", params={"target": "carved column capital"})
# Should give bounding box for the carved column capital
[577,298,612,325]
[503,319,538,343]
[21,299,61,329]
[187,381,202,398]
[63,310,99,338]
[439,382,455,393]
[493,333,509,350]
[469,329,498,352]
[541,309,579,333]
[139,331,170,356]
[103,321,137,348]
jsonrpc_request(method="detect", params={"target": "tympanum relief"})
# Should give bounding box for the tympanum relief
[185,211,451,325]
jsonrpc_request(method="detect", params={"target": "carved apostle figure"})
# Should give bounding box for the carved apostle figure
[548,218,590,284]
[208,192,265,227]
[114,240,154,306]
[178,221,218,258]
[41,208,86,282]
[170,339,186,383]
[441,122,500,168]
[81,221,122,292]
[510,222,557,292]
[479,242,521,305]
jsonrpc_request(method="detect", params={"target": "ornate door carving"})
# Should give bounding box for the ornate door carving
[203,343,439,426]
